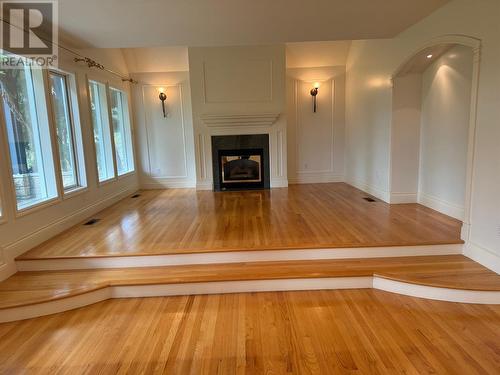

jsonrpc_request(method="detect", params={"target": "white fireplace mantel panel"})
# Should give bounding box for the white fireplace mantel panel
[200,113,280,128]
[189,45,288,190]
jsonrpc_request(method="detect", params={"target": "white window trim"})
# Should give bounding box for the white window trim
[47,68,88,195]
[0,64,62,217]
[86,75,118,186]
[108,86,136,177]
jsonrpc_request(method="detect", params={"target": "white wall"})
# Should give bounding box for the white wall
[346,0,500,270]
[131,72,196,188]
[0,48,139,280]
[418,45,473,220]
[345,38,394,201]
[286,66,345,183]
[390,74,422,202]
[188,45,288,189]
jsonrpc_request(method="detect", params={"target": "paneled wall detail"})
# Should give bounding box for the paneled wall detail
[189,45,288,189]
[287,69,345,184]
[132,72,196,189]
[202,59,273,104]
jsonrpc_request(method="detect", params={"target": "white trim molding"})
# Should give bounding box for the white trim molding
[141,178,196,189]
[200,113,280,127]
[389,192,418,204]
[289,172,343,185]
[464,242,500,275]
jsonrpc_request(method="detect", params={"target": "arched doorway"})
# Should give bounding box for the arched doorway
[389,35,481,241]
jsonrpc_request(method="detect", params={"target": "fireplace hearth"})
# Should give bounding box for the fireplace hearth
[212,134,270,191]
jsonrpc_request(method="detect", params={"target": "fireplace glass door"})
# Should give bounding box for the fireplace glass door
[218,148,265,190]
[222,155,262,183]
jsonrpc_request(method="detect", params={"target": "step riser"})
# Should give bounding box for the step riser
[2,275,499,323]
[16,244,463,271]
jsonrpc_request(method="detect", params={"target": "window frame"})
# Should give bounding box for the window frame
[0,60,61,216]
[87,76,117,185]
[86,75,136,186]
[47,68,88,197]
[108,85,135,178]
[0,123,7,225]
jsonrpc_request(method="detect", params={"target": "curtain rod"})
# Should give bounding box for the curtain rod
[0,18,138,84]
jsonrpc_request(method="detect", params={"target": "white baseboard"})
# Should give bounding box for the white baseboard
[345,177,390,203]
[141,178,196,189]
[196,181,213,190]
[16,244,463,271]
[196,178,288,189]
[418,192,464,220]
[464,241,500,275]
[389,192,418,204]
[1,187,137,281]
[270,177,288,188]
[289,172,343,184]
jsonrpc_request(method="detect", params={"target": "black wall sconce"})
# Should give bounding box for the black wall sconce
[310,82,320,112]
[158,88,167,117]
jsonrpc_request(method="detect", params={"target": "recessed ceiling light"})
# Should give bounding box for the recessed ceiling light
[426,54,433,59]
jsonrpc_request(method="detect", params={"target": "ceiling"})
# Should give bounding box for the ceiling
[58,0,449,48]
[286,41,352,68]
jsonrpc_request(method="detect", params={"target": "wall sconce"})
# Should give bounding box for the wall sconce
[310,82,320,112]
[158,87,167,117]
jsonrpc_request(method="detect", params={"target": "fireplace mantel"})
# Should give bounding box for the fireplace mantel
[200,113,280,127]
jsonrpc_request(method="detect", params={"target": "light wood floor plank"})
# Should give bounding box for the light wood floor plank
[5,291,498,374]
[18,183,463,260]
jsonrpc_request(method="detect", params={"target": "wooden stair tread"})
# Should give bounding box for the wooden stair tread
[1,255,499,310]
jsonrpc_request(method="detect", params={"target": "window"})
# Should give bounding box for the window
[88,80,114,182]
[1,53,58,211]
[49,71,86,192]
[109,87,134,175]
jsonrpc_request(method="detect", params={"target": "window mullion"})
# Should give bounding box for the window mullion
[44,69,65,200]
[105,83,118,179]
[61,73,80,189]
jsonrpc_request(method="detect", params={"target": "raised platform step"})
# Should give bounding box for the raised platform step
[15,244,463,271]
[2,255,500,322]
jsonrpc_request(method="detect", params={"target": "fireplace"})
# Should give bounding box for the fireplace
[212,134,270,191]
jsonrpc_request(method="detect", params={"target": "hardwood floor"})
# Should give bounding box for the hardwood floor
[1,255,500,310]
[18,183,463,259]
[0,290,499,374]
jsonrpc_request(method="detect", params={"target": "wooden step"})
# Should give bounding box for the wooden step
[15,244,463,271]
[1,255,499,314]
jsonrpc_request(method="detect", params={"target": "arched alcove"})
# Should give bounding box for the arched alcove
[389,35,481,241]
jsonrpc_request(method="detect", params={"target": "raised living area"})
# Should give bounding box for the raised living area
[1,0,499,373]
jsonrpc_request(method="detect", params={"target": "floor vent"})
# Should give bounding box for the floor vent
[363,197,377,202]
[131,194,141,198]
[84,218,100,226]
